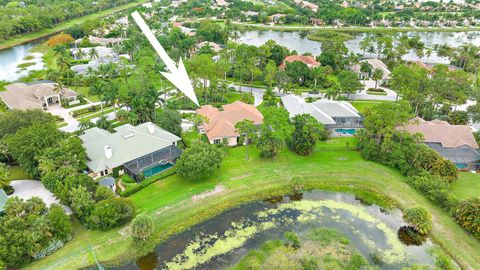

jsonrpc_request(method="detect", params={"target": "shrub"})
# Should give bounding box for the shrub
[120,168,176,197]
[132,215,154,242]
[455,198,480,239]
[435,253,456,270]
[94,185,114,201]
[289,114,325,156]
[176,142,224,181]
[112,167,121,178]
[284,231,300,249]
[88,197,136,230]
[70,105,100,117]
[47,34,74,46]
[403,206,432,235]
[122,174,135,184]
[405,173,459,212]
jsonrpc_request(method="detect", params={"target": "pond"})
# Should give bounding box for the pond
[112,191,437,270]
[238,30,480,64]
[0,42,44,82]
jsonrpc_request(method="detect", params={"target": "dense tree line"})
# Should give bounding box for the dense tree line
[0,198,72,267]
[0,110,136,268]
[357,101,480,242]
[0,0,133,41]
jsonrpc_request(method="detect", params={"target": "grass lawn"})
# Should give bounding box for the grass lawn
[350,100,387,114]
[73,86,100,102]
[7,166,32,180]
[27,140,480,270]
[450,172,480,200]
[0,0,149,50]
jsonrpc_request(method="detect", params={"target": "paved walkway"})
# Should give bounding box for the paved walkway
[47,102,105,132]
[48,105,80,133]
[9,180,72,214]
[229,84,270,106]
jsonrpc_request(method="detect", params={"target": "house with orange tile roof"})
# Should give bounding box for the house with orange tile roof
[279,55,320,69]
[196,101,263,146]
[400,118,480,170]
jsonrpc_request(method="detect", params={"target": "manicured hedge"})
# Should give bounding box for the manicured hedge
[120,167,177,197]
[70,105,101,117]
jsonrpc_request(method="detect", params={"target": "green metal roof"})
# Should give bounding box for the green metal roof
[79,122,181,173]
[0,189,7,213]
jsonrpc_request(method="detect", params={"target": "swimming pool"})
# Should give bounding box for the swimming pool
[143,163,173,178]
[335,128,357,135]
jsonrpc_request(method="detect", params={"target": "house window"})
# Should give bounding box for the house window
[213,139,221,144]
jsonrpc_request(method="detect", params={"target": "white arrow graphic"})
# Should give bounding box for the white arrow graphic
[131,11,199,106]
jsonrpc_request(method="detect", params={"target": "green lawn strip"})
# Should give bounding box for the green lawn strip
[226,79,268,89]
[0,0,148,50]
[76,107,115,121]
[7,166,32,180]
[366,90,388,96]
[56,122,68,128]
[450,172,480,200]
[27,145,480,270]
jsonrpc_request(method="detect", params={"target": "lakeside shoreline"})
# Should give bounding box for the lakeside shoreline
[0,0,148,51]
[231,22,480,33]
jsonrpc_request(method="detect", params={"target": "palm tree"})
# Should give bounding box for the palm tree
[325,86,339,100]
[79,119,95,131]
[53,80,65,96]
[75,49,86,60]
[359,62,372,83]
[347,52,360,67]
[89,80,107,109]
[425,48,433,63]
[372,68,384,90]
[359,36,372,57]
[88,48,99,60]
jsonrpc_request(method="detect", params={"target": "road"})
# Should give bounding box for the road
[229,81,397,104]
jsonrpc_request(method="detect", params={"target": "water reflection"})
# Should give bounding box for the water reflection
[0,42,43,81]
[238,30,480,64]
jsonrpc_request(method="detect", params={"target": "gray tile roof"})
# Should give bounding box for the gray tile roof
[80,122,181,173]
[281,94,361,125]
[99,177,116,188]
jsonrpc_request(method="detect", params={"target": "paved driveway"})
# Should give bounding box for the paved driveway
[9,180,72,213]
[47,105,79,132]
[348,80,398,101]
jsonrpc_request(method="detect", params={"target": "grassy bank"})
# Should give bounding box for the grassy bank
[27,139,480,270]
[451,172,480,200]
[0,0,148,50]
[232,22,480,33]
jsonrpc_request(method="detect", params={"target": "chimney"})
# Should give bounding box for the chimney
[104,145,112,159]
[147,122,155,134]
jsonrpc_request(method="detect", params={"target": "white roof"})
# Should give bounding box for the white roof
[281,94,361,125]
